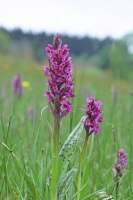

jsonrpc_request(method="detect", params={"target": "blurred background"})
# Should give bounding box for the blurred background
[0,0,133,80]
[0,0,133,101]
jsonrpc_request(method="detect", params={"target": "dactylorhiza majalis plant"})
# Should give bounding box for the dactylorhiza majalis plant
[114,148,128,197]
[77,97,103,200]
[43,34,103,200]
[43,33,75,200]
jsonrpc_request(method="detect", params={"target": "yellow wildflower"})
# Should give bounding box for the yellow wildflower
[22,81,30,88]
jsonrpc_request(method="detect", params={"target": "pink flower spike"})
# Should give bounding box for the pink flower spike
[43,34,75,120]
[114,148,128,179]
[13,74,23,97]
[83,97,103,135]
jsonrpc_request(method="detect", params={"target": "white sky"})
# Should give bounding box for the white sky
[0,0,133,39]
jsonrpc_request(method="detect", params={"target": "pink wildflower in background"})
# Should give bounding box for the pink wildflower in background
[28,107,35,120]
[77,97,103,200]
[114,148,128,179]
[43,34,75,120]
[83,97,103,135]
[114,148,128,197]
[13,74,23,97]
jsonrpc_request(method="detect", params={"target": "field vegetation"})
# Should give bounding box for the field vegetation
[0,30,133,199]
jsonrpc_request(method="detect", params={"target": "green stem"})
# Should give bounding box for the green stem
[77,133,89,200]
[115,179,119,199]
[50,117,60,200]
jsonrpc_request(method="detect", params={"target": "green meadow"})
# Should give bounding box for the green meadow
[0,53,133,199]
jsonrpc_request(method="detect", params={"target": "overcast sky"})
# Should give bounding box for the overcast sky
[0,0,133,39]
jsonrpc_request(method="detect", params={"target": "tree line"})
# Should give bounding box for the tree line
[0,27,133,80]
[0,27,113,61]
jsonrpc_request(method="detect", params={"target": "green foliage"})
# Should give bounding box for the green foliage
[0,142,39,199]
[123,32,133,54]
[110,40,133,79]
[97,45,111,69]
[57,169,77,199]
[1,27,133,81]
[0,30,11,54]
[89,45,111,69]
[59,116,85,173]
[0,27,113,62]
[0,53,133,199]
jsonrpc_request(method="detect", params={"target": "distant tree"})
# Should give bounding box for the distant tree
[123,32,133,54]
[9,28,24,40]
[0,30,11,54]
[0,27,114,62]
[110,40,133,79]
[98,45,111,69]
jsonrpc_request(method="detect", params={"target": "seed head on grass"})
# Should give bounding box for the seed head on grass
[83,97,103,135]
[13,74,23,97]
[43,34,75,121]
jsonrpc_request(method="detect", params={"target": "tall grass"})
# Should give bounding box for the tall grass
[0,53,133,199]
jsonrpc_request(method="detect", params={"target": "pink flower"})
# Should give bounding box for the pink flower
[118,148,128,167]
[43,34,75,120]
[83,97,103,135]
[13,74,23,97]
[114,148,128,179]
